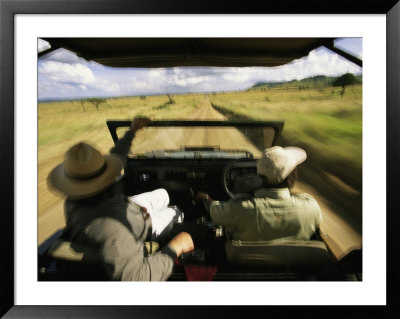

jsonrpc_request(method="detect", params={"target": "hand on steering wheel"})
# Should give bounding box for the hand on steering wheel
[196,191,213,212]
[196,191,210,203]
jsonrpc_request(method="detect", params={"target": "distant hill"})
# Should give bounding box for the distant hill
[249,75,362,90]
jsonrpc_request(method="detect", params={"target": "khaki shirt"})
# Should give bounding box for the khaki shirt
[65,193,175,281]
[210,188,322,241]
[63,130,175,281]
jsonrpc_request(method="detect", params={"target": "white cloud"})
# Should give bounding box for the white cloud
[222,71,253,83]
[40,48,85,64]
[174,75,211,86]
[38,39,51,53]
[39,61,95,85]
[282,48,362,80]
[125,79,162,93]
[38,59,122,98]
[148,69,167,79]
[38,43,362,99]
[39,81,78,96]
[92,79,121,93]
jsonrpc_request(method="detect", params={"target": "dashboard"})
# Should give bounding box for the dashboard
[123,158,262,220]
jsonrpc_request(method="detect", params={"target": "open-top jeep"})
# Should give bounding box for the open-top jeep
[38,38,362,281]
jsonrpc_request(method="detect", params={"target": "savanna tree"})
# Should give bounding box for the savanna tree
[87,98,107,111]
[80,100,86,112]
[333,73,358,96]
[167,94,175,104]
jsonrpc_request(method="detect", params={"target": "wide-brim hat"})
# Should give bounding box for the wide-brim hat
[256,146,306,184]
[48,142,124,199]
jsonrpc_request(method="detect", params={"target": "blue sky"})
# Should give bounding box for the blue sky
[38,38,362,100]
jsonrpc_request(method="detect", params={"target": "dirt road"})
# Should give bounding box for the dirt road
[131,98,262,157]
[39,96,361,260]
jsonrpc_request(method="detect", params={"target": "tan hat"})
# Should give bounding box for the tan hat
[48,142,124,199]
[256,146,306,184]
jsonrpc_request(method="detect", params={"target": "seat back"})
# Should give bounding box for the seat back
[48,239,99,263]
[48,238,160,263]
[225,239,331,268]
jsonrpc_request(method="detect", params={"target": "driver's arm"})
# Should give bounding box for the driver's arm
[208,200,236,229]
[196,191,214,212]
[196,191,236,229]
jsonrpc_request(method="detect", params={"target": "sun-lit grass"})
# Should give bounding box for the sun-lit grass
[38,86,362,244]
[38,94,205,148]
[38,93,206,243]
[39,87,362,188]
[209,85,362,190]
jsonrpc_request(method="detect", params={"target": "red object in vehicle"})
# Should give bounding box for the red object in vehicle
[184,265,218,281]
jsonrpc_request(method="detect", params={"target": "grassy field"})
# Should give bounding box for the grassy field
[39,94,205,149]
[208,85,362,226]
[39,85,362,192]
[38,93,206,232]
[209,85,362,192]
[38,85,362,242]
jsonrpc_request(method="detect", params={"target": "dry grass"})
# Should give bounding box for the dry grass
[209,85,362,190]
[38,94,206,243]
[38,87,362,244]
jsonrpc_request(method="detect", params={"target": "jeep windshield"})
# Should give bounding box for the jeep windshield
[109,120,283,159]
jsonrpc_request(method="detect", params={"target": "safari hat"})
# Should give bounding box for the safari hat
[48,142,124,199]
[256,146,306,185]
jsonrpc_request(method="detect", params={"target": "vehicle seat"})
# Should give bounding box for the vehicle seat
[225,239,331,268]
[47,204,182,263]
[48,239,160,263]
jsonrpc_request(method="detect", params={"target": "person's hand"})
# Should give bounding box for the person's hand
[168,232,194,257]
[196,191,213,213]
[130,117,152,134]
[196,191,211,203]
[139,206,150,220]
[139,206,147,213]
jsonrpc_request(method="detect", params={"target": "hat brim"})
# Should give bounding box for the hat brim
[280,147,307,181]
[256,146,307,184]
[284,147,307,167]
[48,154,123,199]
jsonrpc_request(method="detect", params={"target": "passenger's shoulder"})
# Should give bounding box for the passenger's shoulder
[211,195,256,210]
[87,215,122,230]
[234,195,258,209]
[86,214,132,240]
[233,194,254,202]
[293,193,319,204]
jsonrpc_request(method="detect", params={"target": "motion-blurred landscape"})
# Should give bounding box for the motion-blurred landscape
[38,75,362,259]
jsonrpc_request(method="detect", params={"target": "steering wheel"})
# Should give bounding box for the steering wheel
[222,161,262,199]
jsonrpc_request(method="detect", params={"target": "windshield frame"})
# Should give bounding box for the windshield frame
[107,120,284,158]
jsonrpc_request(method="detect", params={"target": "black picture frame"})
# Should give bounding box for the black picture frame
[1,0,399,317]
